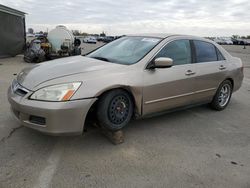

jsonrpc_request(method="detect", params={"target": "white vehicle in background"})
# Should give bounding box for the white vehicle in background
[214,37,225,45]
[222,37,233,45]
[224,40,233,45]
[83,36,97,44]
[214,37,233,45]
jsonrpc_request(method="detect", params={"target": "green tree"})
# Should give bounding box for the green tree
[100,31,106,37]
[72,30,80,36]
[232,35,240,39]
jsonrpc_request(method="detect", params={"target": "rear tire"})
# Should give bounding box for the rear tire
[97,89,133,131]
[210,80,232,111]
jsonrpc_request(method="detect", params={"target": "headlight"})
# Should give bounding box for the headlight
[30,82,81,101]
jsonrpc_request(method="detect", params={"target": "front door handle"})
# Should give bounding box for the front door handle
[185,70,196,76]
[219,65,226,70]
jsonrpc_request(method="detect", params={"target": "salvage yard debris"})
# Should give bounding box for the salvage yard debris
[24,26,81,63]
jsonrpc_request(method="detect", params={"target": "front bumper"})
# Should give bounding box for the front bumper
[8,87,97,135]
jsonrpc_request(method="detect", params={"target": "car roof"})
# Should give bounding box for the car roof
[126,33,220,46]
[127,33,182,39]
[126,33,208,40]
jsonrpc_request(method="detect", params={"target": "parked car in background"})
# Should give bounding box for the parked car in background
[97,36,104,42]
[214,37,226,45]
[83,36,97,44]
[237,39,246,45]
[231,38,250,45]
[231,38,238,45]
[222,38,233,45]
[8,34,244,135]
[246,39,250,45]
[114,35,124,40]
[103,36,115,43]
[213,37,233,45]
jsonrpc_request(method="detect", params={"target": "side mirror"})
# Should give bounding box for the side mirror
[148,57,173,69]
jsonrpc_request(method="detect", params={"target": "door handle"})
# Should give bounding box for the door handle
[219,65,226,70]
[185,70,196,76]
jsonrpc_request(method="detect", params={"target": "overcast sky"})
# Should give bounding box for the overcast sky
[1,0,250,36]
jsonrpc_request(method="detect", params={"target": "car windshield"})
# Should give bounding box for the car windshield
[87,36,161,65]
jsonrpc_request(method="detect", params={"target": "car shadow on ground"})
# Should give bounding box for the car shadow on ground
[6,96,245,154]
[4,104,213,148]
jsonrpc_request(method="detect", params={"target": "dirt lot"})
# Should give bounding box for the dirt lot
[0,44,250,188]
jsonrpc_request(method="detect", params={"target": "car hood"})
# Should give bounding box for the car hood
[17,56,125,90]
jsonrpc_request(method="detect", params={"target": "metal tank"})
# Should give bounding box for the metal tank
[47,25,75,54]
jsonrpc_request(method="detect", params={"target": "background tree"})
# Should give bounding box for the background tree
[100,31,106,37]
[232,35,240,39]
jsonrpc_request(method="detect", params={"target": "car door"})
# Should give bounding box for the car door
[142,39,196,115]
[191,40,228,103]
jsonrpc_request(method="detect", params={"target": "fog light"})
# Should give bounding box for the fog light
[29,115,46,125]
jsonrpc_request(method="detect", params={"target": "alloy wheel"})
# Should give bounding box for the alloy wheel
[218,84,231,107]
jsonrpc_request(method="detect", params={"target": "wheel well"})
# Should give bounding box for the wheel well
[97,88,136,108]
[84,88,137,128]
[226,78,234,89]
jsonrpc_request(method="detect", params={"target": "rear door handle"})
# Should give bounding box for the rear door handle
[185,70,196,76]
[219,65,226,70]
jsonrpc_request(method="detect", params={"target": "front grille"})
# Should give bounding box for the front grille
[15,88,28,96]
[12,79,29,96]
[29,115,46,125]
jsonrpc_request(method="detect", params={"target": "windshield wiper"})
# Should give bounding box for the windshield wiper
[91,56,110,62]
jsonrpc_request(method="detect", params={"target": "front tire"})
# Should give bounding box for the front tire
[210,80,232,111]
[97,89,133,131]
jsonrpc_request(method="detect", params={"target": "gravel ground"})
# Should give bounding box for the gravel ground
[0,44,250,188]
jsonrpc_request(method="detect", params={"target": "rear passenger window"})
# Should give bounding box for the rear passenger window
[155,40,191,66]
[194,41,217,63]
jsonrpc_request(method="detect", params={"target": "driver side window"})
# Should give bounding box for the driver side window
[155,40,191,66]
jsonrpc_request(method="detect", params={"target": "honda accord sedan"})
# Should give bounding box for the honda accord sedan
[8,34,244,135]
